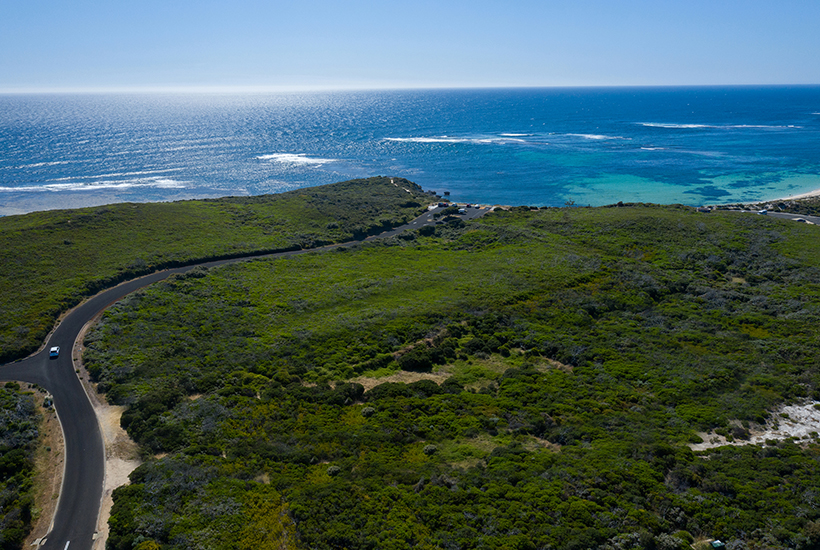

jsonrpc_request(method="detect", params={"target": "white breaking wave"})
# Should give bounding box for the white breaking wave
[386,137,468,143]
[49,169,182,182]
[731,124,801,129]
[0,177,187,193]
[385,136,526,144]
[388,133,634,145]
[640,122,801,129]
[640,147,666,151]
[640,123,709,129]
[565,133,628,140]
[81,169,183,179]
[162,144,221,152]
[257,153,337,165]
[16,161,74,169]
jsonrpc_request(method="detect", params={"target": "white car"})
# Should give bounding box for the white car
[49,346,60,358]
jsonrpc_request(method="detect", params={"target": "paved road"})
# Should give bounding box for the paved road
[738,210,820,225]
[0,203,488,550]
[373,203,488,239]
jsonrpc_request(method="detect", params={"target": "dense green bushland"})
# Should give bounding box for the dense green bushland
[0,383,39,550]
[87,205,820,549]
[0,177,428,362]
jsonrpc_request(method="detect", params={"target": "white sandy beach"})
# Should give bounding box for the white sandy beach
[769,187,820,202]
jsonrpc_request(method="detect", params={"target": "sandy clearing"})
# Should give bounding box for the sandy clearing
[690,402,820,451]
[350,369,451,392]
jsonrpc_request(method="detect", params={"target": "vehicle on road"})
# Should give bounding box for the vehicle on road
[49,346,60,358]
[758,210,768,215]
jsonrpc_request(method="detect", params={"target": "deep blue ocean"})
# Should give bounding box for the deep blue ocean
[1,87,819,215]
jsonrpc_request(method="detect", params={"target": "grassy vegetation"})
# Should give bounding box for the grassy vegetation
[0,383,40,550]
[79,203,820,549]
[0,177,429,363]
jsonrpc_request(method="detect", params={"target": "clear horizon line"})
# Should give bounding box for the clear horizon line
[2,82,820,95]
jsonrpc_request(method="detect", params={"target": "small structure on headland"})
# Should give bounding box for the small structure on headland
[691,539,726,550]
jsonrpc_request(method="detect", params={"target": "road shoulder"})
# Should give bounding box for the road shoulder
[73,314,142,550]
[21,386,64,549]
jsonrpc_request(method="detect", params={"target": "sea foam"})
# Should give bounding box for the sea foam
[257,153,336,165]
[81,169,183,179]
[0,177,187,193]
[565,133,628,140]
[640,122,801,130]
[640,123,709,129]
[385,136,526,145]
[15,161,74,169]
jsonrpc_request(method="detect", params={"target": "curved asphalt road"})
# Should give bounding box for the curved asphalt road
[0,203,488,550]
[739,210,820,225]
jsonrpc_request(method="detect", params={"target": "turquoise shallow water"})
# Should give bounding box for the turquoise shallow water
[1,87,819,214]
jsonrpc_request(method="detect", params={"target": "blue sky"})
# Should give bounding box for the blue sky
[1,0,818,92]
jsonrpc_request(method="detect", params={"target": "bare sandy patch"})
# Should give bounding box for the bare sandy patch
[352,353,568,393]
[492,351,572,373]
[539,357,573,373]
[352,370,451,392]
[531,436,562,452]
[690,402,820,451]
